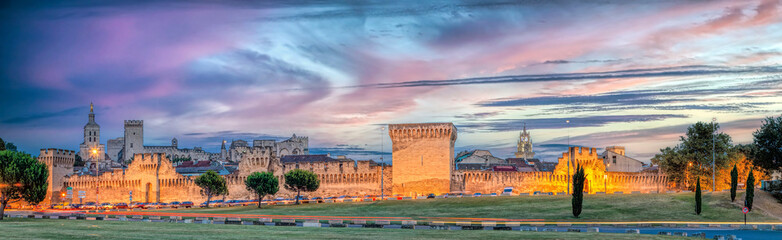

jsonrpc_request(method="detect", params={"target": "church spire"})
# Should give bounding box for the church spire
[90,102,94,113]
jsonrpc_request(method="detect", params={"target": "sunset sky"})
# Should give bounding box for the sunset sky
[1,0,781,163]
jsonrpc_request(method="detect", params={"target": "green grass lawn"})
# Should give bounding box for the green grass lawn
[0,218,686,240]
[150,192,776,222]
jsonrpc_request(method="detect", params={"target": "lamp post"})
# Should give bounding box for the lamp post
[566,120,570,195]
[381,126,385,200]
[712,117,716,192]
[604,174,607,193]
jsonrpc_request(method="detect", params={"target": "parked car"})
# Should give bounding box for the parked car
[130,202,146,209]
[100,202,113,209]
[157,202,169,208]
[490,193,497,197]
[114,203,129,209]
[180,201,194,208]
[501,187,514,196]
[427,193,436,199]
[473,193,482,197]
[169,201,181,208]
[81,202,98,210]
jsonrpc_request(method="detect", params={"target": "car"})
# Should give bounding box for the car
[501,187,514,196]
[130,202,146,209]
[147,202,158,209]
[311,197,324,203]
[180,201,194,208]
[157,202,168,208]
[225,200,241,206]
[427,193,436,199]
[100,202,113,209]
[490,193,498,197]
[473,193,482,197]
[169,201,181,208]
[81,202,98,210]
[114,203,128,209]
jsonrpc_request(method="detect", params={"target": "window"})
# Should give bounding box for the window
[612,156,617,164]
[130,143,133,148]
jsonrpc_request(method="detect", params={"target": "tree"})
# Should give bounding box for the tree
[0,138,5,151]
[73,154,85,167]
[695,177,702,215]
[4,142,17,152]
[245,172,279,208]
[194,170,227,208]
[1,151,49,220]
[651,122,732,190]
[730,165,738,202]
[284,169,320,205]
[571,165,585,218]
[745,170,754,212]
[752,115,782,173]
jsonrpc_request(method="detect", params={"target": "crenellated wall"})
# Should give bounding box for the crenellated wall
[38,148,75,205]
[456,170,667,194]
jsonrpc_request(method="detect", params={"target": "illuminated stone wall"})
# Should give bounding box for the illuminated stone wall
[38,148,75,205]
[389,123,457,196]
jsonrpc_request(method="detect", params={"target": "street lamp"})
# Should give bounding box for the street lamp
[604,174,607,193]
[712,117,716,192]
[566,120,570,195]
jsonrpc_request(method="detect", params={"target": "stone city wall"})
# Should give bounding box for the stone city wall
[389,123,456,196]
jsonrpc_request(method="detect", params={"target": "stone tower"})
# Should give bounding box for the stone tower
[79,102,105,162]
[388,123,457,196]
[171,137,178,148]
[123,120,144,162]
[38,148,75,205]
[514,123,535,159]
[220,140,227,160]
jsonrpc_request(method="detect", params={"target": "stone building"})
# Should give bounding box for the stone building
[228,134,309,162]
[78,103,106,163]
[389,123,457,196]
[38,148,75,205]
[122,120,144,162]
[106,137,124,162]
[601,146,644,172]
[455,150,511,171]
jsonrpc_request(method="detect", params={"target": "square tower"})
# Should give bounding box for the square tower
[123,120,144,162]
[388,123,457,196]
[38,148,75,205]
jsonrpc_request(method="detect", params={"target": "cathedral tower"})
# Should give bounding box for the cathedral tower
[79,103,105,162]
[514,123,535,159]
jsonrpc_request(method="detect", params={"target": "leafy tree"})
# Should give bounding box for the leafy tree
[752,115,782,173]
[695,177,702,215]
[0,138,5,151]
[571,165,585,218]
[73,154,85,167]
[194,170,228,208]
[284,169,320,205]
[730,165,738,202]
[245,172,279,208]
[651,122,732,190]
[745,170,754,212]
[1,151,49,220]
[4,142,17,152]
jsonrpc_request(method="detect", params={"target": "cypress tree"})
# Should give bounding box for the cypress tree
[745,170,754,211]
[695,177,702,215]
[572,165,585,218]
[730,165,738,202]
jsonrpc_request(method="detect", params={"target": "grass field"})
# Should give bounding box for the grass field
[149,192,777,222]
[0,218,686,240]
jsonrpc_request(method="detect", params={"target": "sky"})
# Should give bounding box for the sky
[1,0,781,163]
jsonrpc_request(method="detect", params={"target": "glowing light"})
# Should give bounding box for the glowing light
[92,149,98,154]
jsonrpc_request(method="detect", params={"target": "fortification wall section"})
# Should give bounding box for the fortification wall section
[61,152,393,204]
[38,148,75,205]
[458,170,668,194]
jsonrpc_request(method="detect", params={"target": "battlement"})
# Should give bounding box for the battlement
[40,148,75,156]
[388,122,457,142]
[124,120,144,126]
[561,146,599,159]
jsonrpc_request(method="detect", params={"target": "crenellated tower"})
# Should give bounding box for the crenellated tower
[388,123,457,196]
[38,148,75,204]
[123,120,144,162]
